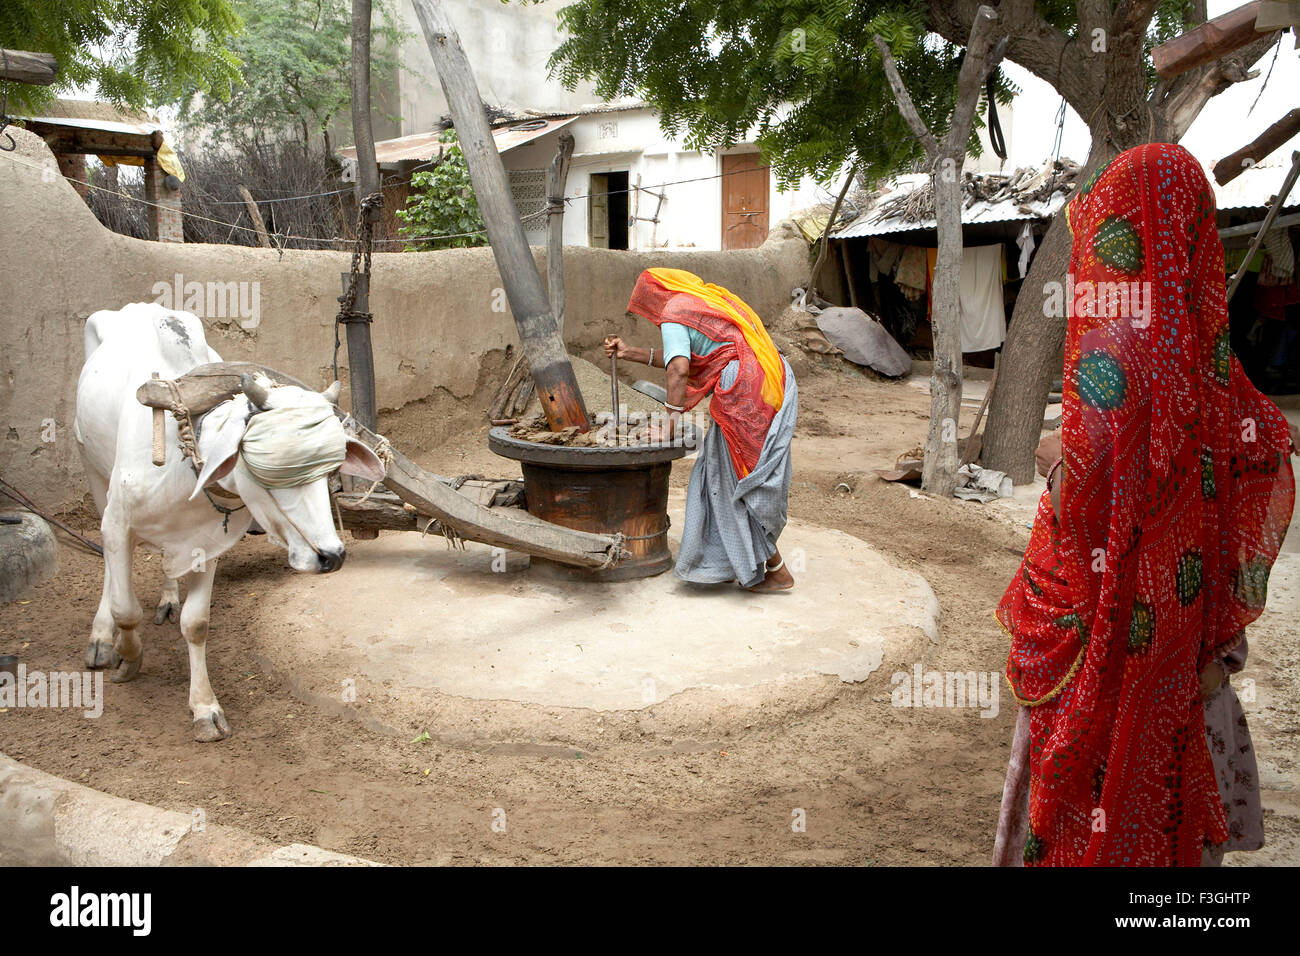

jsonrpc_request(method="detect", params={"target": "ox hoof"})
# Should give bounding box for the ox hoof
[192,710,231,742]
[84,639,115,670]
[110,649,143,683]
[153,601,179,625]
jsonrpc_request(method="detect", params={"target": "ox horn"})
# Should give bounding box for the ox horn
[322,381,341,404]
[240,373,271,410]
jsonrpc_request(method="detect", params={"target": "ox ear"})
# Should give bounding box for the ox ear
[340,439,385,482]
[321,380,341,404]
[188,414,245,501]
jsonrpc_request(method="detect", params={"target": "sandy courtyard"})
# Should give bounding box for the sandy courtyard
[2,357,1297,866]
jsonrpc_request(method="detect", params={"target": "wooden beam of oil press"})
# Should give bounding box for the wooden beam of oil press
[136,362,620,567]
[411,0,590,433]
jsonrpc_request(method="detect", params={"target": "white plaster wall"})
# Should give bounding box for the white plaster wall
[502,109,850,252]
[397,0,598,134]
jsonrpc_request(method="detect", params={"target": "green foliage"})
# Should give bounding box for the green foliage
[395,130,487,250]
[177,0,407,152]
[547,0,1017,189]
[545,0,1194,188]
[0,0,242,112]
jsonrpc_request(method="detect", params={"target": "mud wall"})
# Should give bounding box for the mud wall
[0,130,809,510]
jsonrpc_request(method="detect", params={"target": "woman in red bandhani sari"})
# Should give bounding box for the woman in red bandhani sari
[992,144,1296,866]
[604,268,797,592]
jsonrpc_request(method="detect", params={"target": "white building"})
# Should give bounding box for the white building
[343,101,849,251]
[497,104,840,252]
[352,0,1014,251]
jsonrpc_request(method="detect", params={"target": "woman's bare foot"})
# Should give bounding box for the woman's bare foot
[747,554,794,593]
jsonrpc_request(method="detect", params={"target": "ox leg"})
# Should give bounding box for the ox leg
[154,575,182,625]
[84,476,118,669]
[180,560,230,742]
[85,564,118,670]
[102,514,145,683]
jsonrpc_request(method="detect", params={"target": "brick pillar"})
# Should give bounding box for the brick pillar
[56,153,88,197]
[144,155,184,242]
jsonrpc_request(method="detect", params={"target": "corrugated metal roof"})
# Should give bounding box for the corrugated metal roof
[1211,157,1300,210]
[496,100,648,122]
[339,116,576,165]
[832,155,1300,239]
[831,173,1068,239]
[21,98,162,137]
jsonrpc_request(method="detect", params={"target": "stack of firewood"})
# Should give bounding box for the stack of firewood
[870,159,1081,224]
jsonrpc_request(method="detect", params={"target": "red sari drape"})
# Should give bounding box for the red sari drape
[996,143,1295,866]
[627,269,785,477]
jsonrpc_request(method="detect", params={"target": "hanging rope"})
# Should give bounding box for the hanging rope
[985,73,1006,162]
[333,191,384,381]
[1051,97,1067,165]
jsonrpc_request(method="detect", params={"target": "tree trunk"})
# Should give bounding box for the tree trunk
[977,211,1071,483]
[876,5,1005,497]
[922,161,966,496]
[981,141,1119,483]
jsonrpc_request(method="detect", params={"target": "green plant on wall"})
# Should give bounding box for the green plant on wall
[395,130,486,251]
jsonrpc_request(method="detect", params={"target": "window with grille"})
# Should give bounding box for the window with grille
[509,169,548,230]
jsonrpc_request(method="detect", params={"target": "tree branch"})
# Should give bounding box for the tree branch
[1154,30,1281,141]
[1112,0,1165,40]
[873,35,939,158]
[927,0,1091,116]
[943,8,1008,156]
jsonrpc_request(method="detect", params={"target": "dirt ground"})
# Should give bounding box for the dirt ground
[2,354,1296,866]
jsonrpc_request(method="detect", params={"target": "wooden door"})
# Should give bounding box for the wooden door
[588,173,609,248]
[721,154,769,250]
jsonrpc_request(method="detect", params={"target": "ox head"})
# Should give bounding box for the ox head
[189,374,384,573]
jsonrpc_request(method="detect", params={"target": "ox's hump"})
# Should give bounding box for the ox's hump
[86,303,217,374]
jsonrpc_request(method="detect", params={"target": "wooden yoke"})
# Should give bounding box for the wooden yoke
[135,361,307,418]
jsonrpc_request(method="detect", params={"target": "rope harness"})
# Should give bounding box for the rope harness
[161,382,350,552]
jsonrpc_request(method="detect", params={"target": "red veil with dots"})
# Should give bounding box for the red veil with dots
[996,144,1295,866]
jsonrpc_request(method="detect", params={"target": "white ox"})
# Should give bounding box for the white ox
[75,303,383,741]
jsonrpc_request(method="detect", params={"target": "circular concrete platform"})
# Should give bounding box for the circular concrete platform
[253,496,940,746]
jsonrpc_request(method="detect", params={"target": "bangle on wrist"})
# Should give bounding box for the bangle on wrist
[664,402,684,413]
[648,347,655,367]
[1047,457,1064,490]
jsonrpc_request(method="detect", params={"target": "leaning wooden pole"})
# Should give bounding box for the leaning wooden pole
[411,0,590,432]
[347,0,381,434]
[1215,108,1300,186]
[1227,150,1300,303]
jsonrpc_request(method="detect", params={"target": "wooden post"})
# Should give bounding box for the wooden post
[237,186,272,248]
[548,132,575,331]
[876,6,1007,498]
[839,242,859,308]
[1151,1,1269,79]
[1227,150,1300,302]
[0,49,58,86]
[1214,108,1300,185]
[56,153,88,197]
[347,0,380,434]
[144,156,162,241]
[342,269,380,537]
[411,0,590,433]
